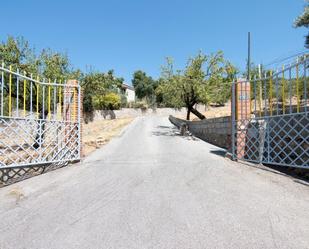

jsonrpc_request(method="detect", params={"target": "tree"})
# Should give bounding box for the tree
[0,36,79,115]
[294,1,309,48]
[0,36,40,75]
[132,70,157,102]
[157,51,236,120]
[207,61,237,106]
[39,49,73,82]
[0,36,82,147]
[81,70,124,121]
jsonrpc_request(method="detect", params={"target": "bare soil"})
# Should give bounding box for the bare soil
[82,117,134,156]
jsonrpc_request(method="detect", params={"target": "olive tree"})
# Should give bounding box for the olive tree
[157,51,236,120]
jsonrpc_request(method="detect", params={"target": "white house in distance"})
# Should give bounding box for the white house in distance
[121,83,135,103]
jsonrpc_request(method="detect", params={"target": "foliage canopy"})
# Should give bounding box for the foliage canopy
[157,51,237,120]
[294,1,309,48]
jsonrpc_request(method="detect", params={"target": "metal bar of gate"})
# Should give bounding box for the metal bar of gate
[0,65,82,171]
[53,80,56,120]
[269,70,273,116]
[36,76,39,119]
[304,59,307,112]
[42,84,45,119]
[264,72,267,117]
[275,72,279,115]
[231,81,236,160]
[0,66,77,87]
[254,76,257,115]
[30,74,33,115]
[288,67,292,114]
[9,65,12,117]
[1,62,4,116]
[230,56,309,168]
[296,63,300,113]
[23,71,26,117]
[77,84,81,159]
[282,65,285,115]
[16,69,19,116]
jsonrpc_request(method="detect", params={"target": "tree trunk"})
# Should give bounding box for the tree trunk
[190,107,206,120]
[186,107,191,120]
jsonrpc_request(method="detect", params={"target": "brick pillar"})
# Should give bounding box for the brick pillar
[64,80,83,160]
[235,79,251,159]
[64,80,79,121]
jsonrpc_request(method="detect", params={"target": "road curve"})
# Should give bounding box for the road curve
[0,116,308,249]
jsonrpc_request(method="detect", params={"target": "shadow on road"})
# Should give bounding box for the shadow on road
[160,124,309,186]
[264,164,309,185]
[152,126,199,141]
[209,149,309,186]
[209,149,226,157]
[0,162,68,187]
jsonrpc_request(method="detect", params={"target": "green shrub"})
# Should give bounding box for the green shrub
[132,101,148,109]
[93,92,121,110]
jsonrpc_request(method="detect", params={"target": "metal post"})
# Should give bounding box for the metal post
[30,74,33,115]
[59,80,62,120]
[23,71,26,117]
[1,62,4,116]
[289,67,292,114]
[9,65,12,117]
[267,115,270,163]
[296,62,300,113]
[282,65,285,114]
[304,59,307,112]
[16,69,19,117]
[53,80,57,120]
[39,119,42,162]
[258,64,262,117]
[276,72,279,115]
[42,85,45,119]
[269,70,273,116]
[36,76,39,119]
[254,76,257,115]
[48,79,51,120]
[77,84,81,159]
[231,81,236,160]
[264,72,267,117]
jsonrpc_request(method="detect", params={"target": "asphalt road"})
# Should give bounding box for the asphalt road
[0,116,308,249]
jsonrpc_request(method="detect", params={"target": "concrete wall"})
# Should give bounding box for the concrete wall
[169,115,231,150]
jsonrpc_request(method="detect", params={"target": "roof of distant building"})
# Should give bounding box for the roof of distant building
[121,83,134,91]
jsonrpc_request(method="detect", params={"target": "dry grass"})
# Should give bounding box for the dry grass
[177,102,231,121]
[82,117,134,156]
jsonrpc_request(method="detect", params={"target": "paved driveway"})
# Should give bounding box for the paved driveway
[0,116,308,249]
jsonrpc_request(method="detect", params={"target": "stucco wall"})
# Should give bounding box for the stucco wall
[125,88,136,102]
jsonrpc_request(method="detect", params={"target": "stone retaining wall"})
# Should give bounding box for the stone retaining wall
[169,115,231,150]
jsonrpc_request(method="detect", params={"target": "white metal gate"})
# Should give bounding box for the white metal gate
[231,57,309,168]
[0,64,81,171]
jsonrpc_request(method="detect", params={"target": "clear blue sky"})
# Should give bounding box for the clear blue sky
[1,0,308,83]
